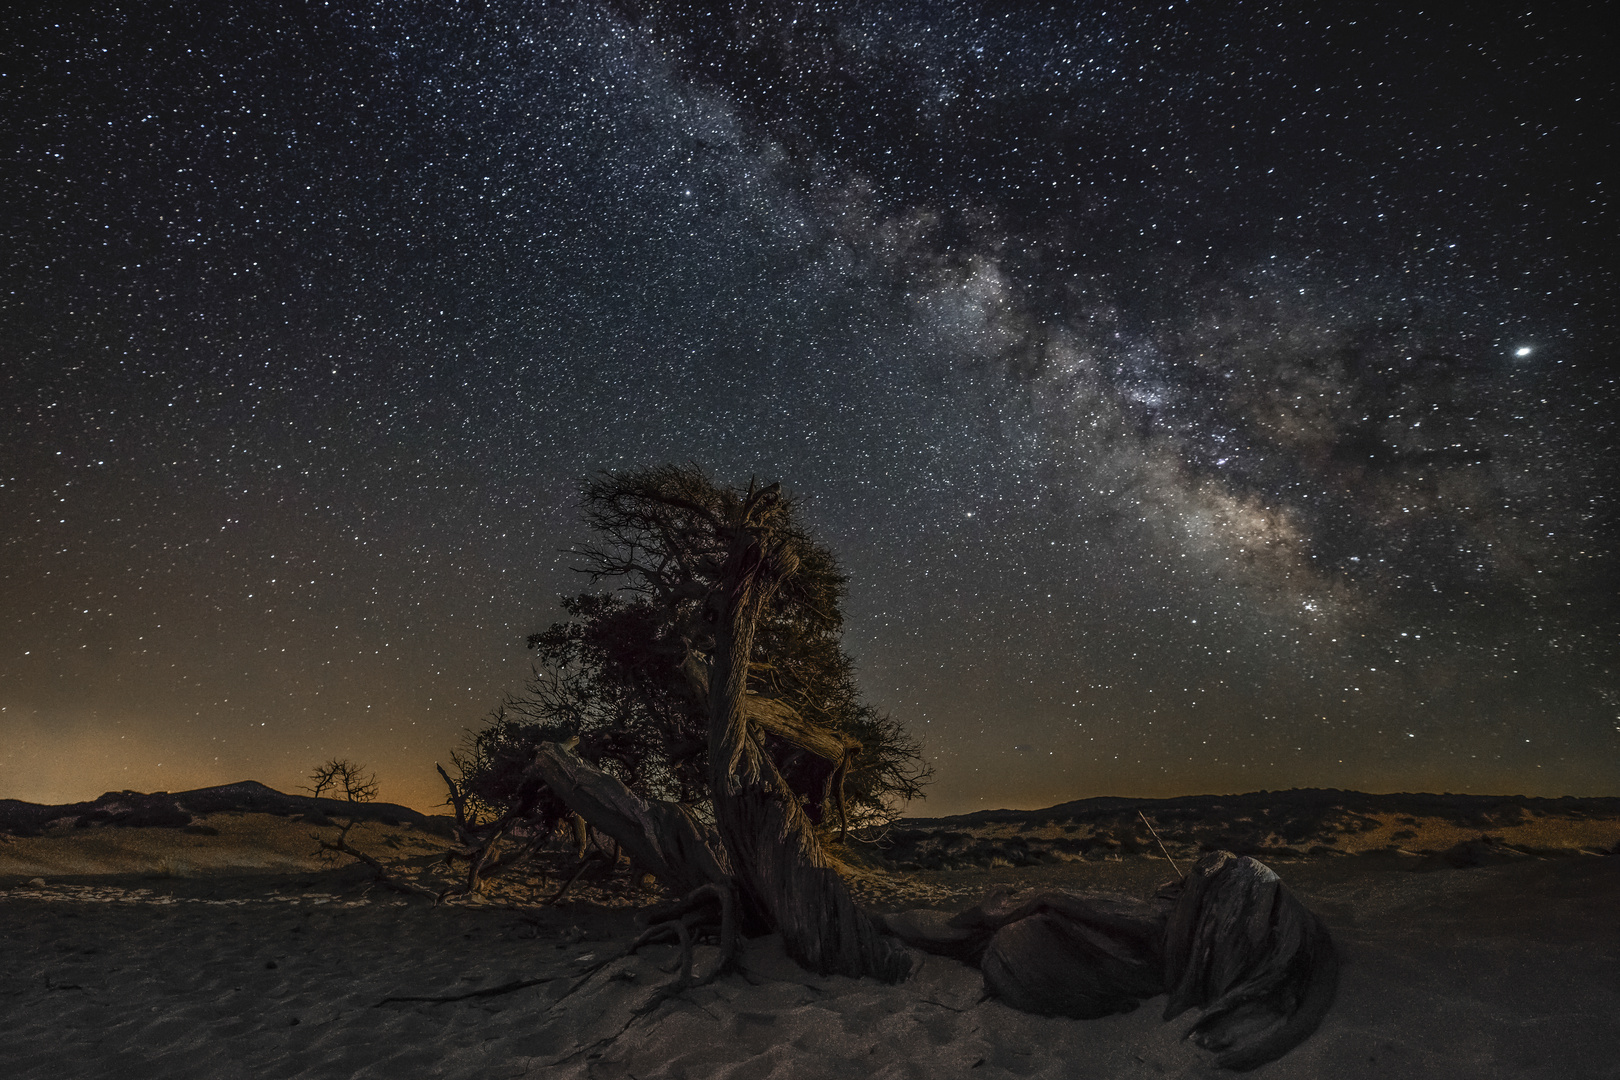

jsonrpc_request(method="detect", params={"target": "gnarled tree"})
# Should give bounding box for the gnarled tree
[523,464,919,981]
[469,594,928,837]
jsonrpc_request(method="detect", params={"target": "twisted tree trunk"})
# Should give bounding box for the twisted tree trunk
[703,524,911,982]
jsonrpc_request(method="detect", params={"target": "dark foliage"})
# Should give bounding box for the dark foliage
[453,464,931,834]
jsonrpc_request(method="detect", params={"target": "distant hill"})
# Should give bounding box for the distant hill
[905,788,1620,830]
[882,788,1620,871]
[0,781,453,837]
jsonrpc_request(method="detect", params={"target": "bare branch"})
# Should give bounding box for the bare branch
[302,759,379,803]
[314,821,441,901]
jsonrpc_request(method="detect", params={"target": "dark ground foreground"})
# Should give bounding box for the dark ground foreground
[3,844,1618,1079]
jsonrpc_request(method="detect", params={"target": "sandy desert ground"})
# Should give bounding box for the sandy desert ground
[3,801,1618,1079]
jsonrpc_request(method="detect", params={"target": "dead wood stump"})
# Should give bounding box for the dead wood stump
[882,850,1337,1071]
[1161,850,1338,1071]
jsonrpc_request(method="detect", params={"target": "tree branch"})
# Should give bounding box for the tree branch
[315,821,442,901]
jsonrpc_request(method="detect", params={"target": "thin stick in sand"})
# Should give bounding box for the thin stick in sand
[1138,810,1184,881]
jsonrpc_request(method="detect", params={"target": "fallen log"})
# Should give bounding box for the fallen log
[977,891,1171,1020]
[881,850,1337,1071]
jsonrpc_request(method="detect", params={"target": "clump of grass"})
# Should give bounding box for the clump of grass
[150,856,191,879]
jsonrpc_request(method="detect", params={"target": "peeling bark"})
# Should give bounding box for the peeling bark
[680,653,862,830]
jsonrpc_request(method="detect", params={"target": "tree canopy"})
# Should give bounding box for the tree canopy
[455,464,930,835]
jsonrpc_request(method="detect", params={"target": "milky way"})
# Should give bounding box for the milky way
[3,2,1614,811]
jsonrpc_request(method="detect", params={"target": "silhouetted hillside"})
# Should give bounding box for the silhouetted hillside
[0,782,452,837]
[877,789,1620,870]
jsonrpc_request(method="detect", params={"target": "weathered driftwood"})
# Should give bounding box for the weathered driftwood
[1161,850,1339,1072]
[979,891,1170,1020]
[884,888,1172,1019]
[882,851,1337,1071]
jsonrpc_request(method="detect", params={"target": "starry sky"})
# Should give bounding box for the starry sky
[3,1,1615,814]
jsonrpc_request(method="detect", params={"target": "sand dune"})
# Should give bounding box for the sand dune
[0,810,447,881]
[3,793,1618,1078]
[879,790,1620,874]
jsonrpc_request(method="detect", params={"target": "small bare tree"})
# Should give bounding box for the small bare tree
[303,758,379,803]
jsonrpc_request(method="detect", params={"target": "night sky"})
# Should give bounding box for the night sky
[3,2,1614,815]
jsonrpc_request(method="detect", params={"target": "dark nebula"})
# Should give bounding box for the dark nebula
[2,2,1613,811]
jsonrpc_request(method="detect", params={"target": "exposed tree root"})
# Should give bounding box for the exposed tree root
[375,976,557,1006]
[541,1004,661,1071]
[638,881,738,992]
[551,880,739,1019]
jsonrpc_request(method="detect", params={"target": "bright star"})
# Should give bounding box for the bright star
[1514,346,1533,357]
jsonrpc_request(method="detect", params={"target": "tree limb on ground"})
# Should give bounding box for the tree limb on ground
[314,821,444,901]
[375,976,557,1006]
[883,849,1338,1072]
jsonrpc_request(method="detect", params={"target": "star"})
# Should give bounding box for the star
[1,1,1611,810]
